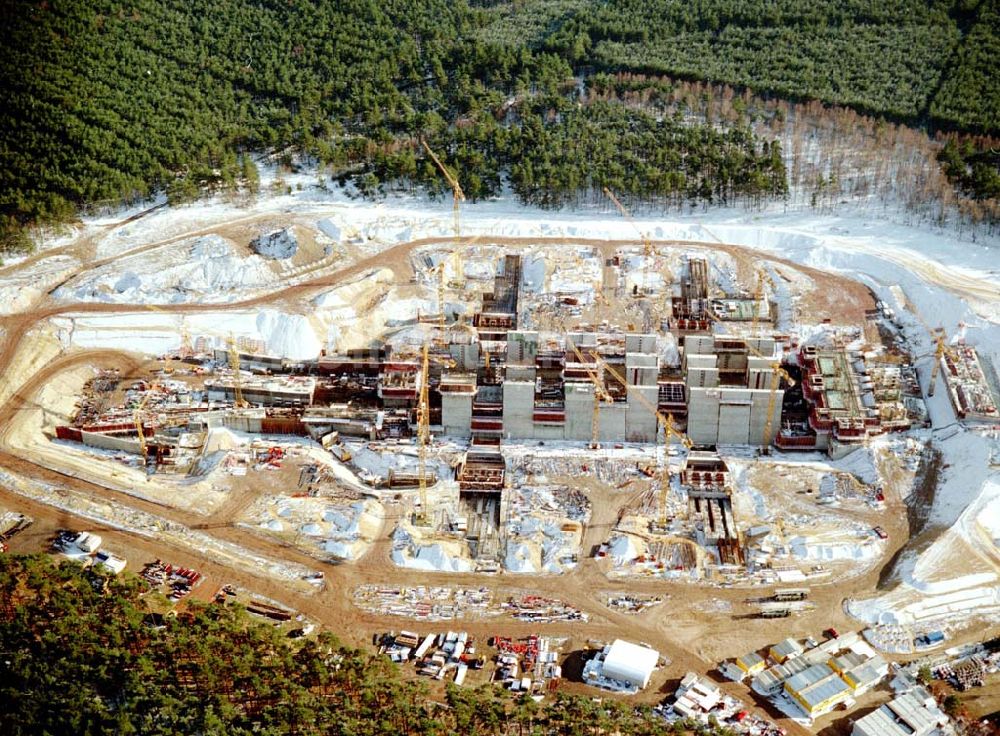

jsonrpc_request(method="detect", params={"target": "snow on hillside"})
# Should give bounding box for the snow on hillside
[54,234,276,305]
[9,172,999,632]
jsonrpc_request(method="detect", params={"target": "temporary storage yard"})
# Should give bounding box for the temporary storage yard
[1,169,998,733]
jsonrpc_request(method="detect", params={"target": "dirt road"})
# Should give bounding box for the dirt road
[0,219,893,735]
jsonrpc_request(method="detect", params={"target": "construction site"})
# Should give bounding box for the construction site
[2,169,999,734]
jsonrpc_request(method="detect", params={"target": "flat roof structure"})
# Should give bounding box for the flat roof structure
[785,663,851,715]
[852,689,946,736]
[770,637,804,663]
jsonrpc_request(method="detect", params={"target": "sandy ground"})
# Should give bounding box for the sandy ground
[1,191,998,734]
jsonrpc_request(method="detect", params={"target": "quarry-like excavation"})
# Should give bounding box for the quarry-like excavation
[2,193,998,733]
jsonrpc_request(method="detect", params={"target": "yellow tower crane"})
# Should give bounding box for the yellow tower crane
[227,334,248,408]
[591,357,693,528]
[926,327,958,398]
[603,187,665,296]
[566,337,615,449]
[422,140,466,292]
[133,387,154,461]
[416,343,433,525]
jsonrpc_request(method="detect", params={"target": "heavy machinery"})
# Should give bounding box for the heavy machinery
[589,355,693,528]
[421,140,466,291]
[227,334,248,408]
[566,336,615,448]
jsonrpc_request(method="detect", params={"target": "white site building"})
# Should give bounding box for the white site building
[583,639,660,693]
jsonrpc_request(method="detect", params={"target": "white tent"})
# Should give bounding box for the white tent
[602,639,659,689]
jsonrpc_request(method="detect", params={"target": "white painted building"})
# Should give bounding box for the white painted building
[583,639,659,692]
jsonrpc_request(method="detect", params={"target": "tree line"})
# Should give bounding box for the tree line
[2,0,996,254]
[1,554,733,735]
[473,0,998,133]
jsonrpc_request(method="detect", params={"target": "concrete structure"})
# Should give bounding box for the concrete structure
[451,331,664,443]
[94,550,127,575]
[770,637,804,663]
[205,376,316,407]
[735,651,766,676]
[752,632,887,720]
[440,374,476,438]
[672,672,722,721]
[778,346,912,451]
[852,688,949,736]
[684,336,783,446]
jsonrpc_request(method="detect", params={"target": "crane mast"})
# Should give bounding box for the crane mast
[566,337,614,449]
[416,343,432,525]
[589,354,693,527]
[228,334,247,408]
[603,187,659,295]
[421,139,466,296]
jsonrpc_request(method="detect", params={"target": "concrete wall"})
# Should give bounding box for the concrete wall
[718,394,752,444]
[749,390,783,444]
[224,414,264,433]
[449,343,480,371]
[626,333,657,354]
[507,331,538,366]
[688,387,721,445]
[626,353,659,387]
[505,365,536,382]
[598,403,628,443]
[626,385,659,442]
[442,392,473,437]
[686,358,720,389]
[81,431,142,454]
[503,381,535,438]
[565,382,595,441]
[685,335,716,355]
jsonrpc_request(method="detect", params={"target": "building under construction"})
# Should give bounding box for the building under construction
[683,335,785,446]
[941,345,999,421]
[775,346,911,452]
[682,450,744,566]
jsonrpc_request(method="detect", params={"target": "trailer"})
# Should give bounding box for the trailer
[773,588,809,602]
[414,634,436,660]
[759,608,791,619]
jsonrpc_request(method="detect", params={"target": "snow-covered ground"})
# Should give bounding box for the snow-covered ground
[5,166,1000,628]
[29,177,997,376]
